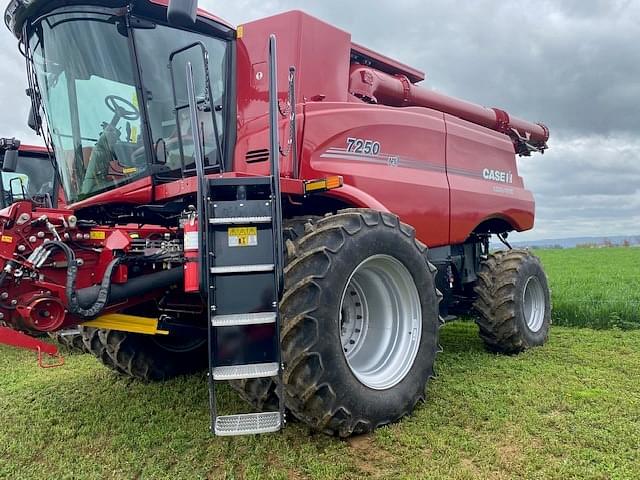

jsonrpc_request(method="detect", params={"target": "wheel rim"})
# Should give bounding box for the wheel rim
[523,275,545,332]
[339,255,422,390]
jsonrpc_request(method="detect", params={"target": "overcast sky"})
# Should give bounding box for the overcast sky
[1,0,638,241]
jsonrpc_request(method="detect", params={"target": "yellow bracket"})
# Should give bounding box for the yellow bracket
[82,314,169,336]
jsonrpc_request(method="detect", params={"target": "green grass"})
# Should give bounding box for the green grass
[536,247,640,329]
[1,323,639,479]
[1,246,639,478]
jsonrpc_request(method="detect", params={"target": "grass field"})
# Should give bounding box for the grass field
[536,247,640,330]
[1,247,639,479]
[1,324,639,479]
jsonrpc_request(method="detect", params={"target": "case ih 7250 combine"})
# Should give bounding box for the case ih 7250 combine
[0,0,551,436]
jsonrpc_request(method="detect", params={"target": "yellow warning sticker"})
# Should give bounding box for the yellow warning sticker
[90,231,106,240]
[228,227,257,247]
[123,167,138,175]
[1,235,13,243]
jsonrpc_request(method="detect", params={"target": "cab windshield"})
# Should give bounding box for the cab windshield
[29,9,229,204]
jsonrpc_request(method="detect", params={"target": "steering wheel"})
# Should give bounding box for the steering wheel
[104,95,140,127]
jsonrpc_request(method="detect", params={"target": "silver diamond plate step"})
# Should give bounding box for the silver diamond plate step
[212,362,279,380]
[210,264,274,274]
[209,216,272,225]
[212,312,276,327]
[214,412,282,436]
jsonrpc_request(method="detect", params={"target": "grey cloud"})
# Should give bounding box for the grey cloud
[519,136,640,197]
[0,0,638,241]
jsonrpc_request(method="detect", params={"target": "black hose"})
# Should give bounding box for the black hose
[67,256,121,318]
[74,267,183,309]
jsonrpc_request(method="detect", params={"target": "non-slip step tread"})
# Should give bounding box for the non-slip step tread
[214,412,282,436]
[212,362,279,380]
[209,216,272,225]
[212,312,277,327]
[210,264,274,274]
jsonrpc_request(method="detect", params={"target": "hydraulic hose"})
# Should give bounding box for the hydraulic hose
[74,267,184,309]
[67,256,121,319]
[38,241,120,320]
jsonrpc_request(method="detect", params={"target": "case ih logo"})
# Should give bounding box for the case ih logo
[483,169,513,184]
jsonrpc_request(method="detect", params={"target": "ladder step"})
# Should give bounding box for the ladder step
[210,264,274,274]
[212,362,279,380]
[214,412,282,436]
[209,216,272,225]
[212,312,276,327]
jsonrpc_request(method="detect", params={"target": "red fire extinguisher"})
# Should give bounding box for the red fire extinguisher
[183,210,200,293]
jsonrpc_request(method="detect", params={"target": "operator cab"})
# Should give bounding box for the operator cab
[0,141,56,208]
[15,1,235,205]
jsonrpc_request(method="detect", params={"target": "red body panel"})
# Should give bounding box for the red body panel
[301,103,450,246]
[445,115,534,240]
[232,10,538,246]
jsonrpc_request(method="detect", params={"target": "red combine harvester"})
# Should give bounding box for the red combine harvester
[1,0,551,436]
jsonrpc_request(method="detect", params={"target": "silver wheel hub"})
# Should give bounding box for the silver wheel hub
[339,255,422,390]
[523,275,545,333]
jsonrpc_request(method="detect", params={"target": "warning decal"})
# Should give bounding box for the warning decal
[228,227,258,247]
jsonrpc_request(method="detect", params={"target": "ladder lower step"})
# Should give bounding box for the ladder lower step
[210,264,274,274]
[212,312,276,327]
[209,216,272,225]
[212,362,279,380]
[214,412,282,436]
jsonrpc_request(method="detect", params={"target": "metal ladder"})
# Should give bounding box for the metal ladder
[204,176,285,436]
[178,34,285,435]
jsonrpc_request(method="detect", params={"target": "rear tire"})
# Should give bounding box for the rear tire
[473,249,551,353]
[235,209,441,437]
[82,327,207,381]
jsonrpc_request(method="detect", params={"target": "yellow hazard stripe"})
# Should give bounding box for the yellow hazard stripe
[82,314,169,336]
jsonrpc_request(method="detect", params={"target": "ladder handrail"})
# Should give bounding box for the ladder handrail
[268,34,284,297]
[268,33,286,429]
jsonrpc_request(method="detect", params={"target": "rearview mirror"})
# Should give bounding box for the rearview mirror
[27,104,41,132]
[2,149,18,173]
[168,0,198,26]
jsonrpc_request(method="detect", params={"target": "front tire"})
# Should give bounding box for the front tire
[240,209,442,437]
[473,249,551,353]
